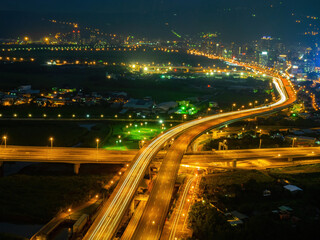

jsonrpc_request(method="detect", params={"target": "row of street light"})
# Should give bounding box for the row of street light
[230,99,269,111]
[1,101,272,120]
[0,113,178,120]
[1,136,101,149]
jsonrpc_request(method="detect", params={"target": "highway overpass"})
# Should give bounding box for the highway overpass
[2,146,320,168]
[0,60,297,239]
[0,146,137,164]
[130,62,297,240]
[82,59,296,240]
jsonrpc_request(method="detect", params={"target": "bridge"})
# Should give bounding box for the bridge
[80,59,296,239]
[2,146,320,171]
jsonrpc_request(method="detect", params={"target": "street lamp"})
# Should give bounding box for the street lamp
[3,136,7,148]
[49,137,53,148]
[232,103,236,111]
[96,138,100,150]
[292,137,297,148]
[68,208,72,219]
[254,100,258,107]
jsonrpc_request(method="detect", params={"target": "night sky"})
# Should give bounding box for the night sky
[1,0,320,42]
[0,0,319,13]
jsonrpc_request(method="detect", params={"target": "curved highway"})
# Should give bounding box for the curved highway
[83,63,296,240]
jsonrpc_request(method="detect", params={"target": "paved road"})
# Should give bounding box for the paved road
[120,201,147,240]
[166,176,196,240]
[130,68,296,240]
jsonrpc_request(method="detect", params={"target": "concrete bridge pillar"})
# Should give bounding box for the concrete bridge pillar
[74,164,80,175]
[232,159,237,168]
[130,200,135,214]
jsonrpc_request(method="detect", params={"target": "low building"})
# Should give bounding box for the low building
[123,98,154,112]
[225,211,248,226]
[283,185,303,193]
[155,101,178,113]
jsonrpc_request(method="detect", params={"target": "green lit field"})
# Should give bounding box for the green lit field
[104,121,172,150]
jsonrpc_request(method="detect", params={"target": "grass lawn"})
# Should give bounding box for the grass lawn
[104,122,165,149]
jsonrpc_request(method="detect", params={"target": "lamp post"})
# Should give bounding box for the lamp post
[68,208,71,219]
[49,137,53,149]
[96,138,100,150]
[232,103,236,111]
[292,137,297,148]
[182,114,187,121]
[3,136,7,148]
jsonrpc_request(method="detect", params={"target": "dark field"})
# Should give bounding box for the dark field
[0,163,122,223]
[0,47,225,67]
[0,121,111,147]
[0,63,271,104]
[190,164,320,240]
